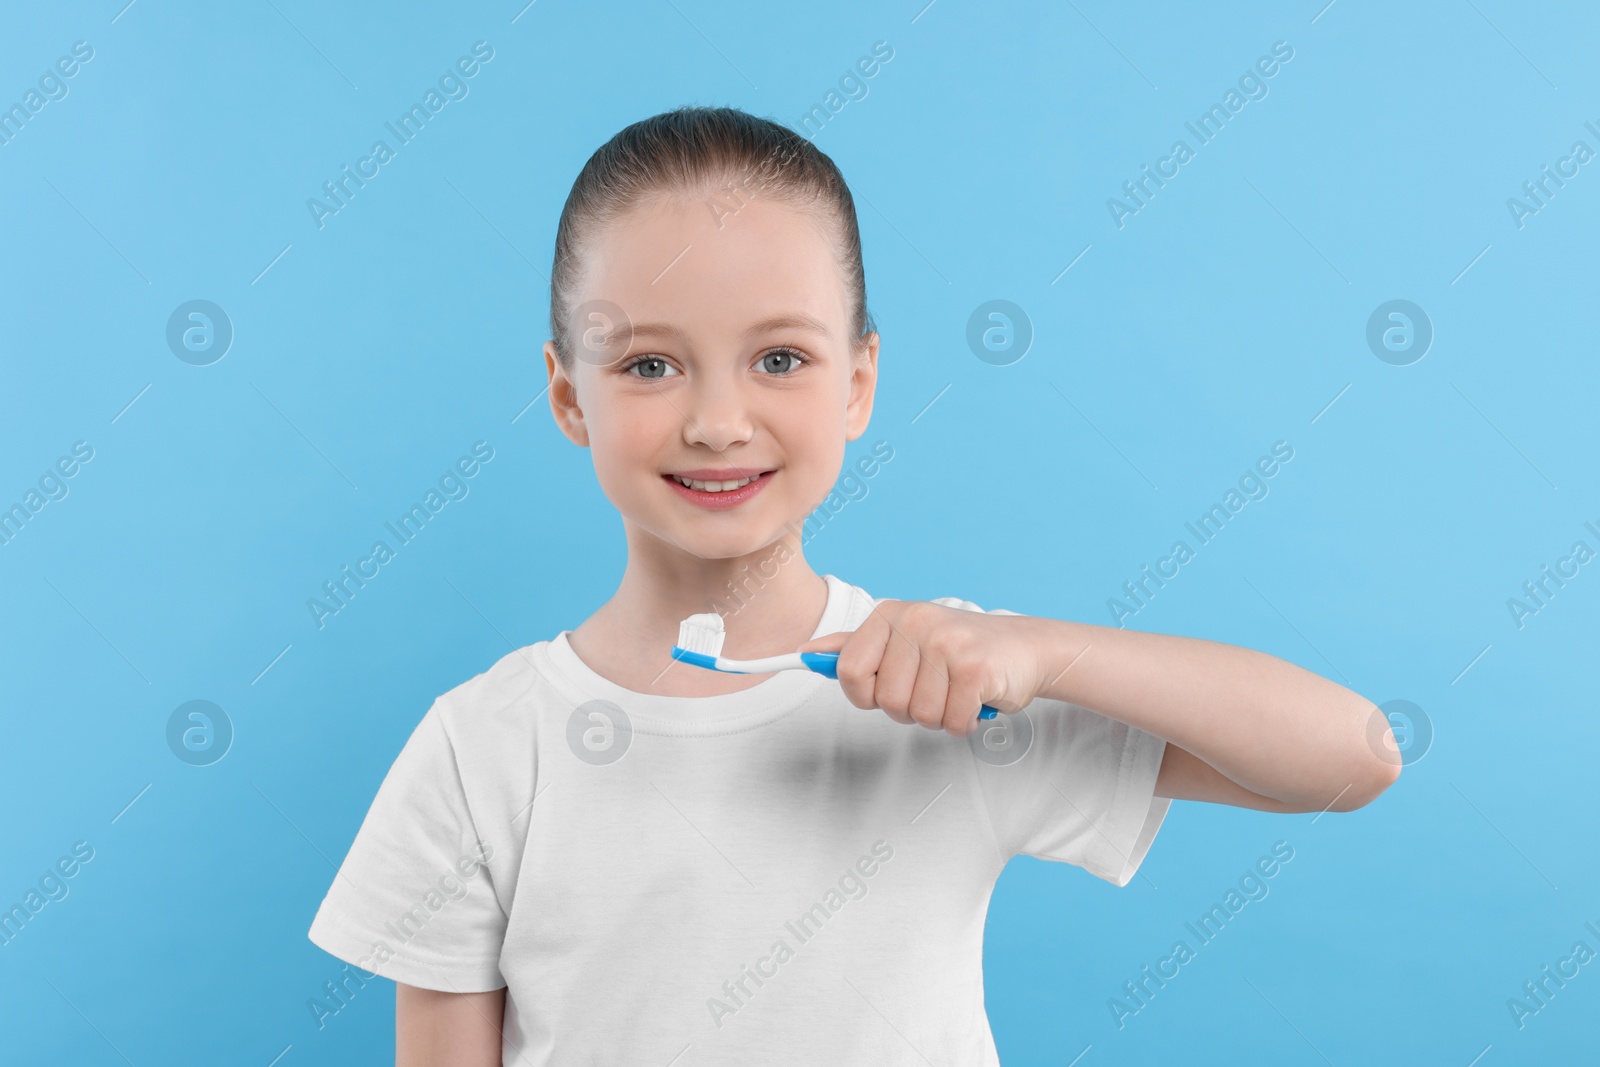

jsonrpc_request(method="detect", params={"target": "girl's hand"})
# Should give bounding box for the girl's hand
[796,600,1046,737]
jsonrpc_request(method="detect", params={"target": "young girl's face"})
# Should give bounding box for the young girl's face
[546,192,879,562]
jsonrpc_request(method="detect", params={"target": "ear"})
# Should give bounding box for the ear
[844,331,880,442]
[545,341,590,448]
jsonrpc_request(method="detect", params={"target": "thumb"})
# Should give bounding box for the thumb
[796,630,848,654]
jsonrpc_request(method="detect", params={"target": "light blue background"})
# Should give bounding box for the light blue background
[3,0,1597,1063]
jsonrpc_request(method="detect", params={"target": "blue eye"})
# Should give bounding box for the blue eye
[757,348,807,374]
[622,356,678,380]
[618,349,807,379]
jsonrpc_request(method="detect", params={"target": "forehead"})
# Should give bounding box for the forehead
[574,194,848,345]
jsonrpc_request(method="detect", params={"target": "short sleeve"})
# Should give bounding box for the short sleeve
[972,698,1169,886]
[307,699,509,991]
[932,596,1170,887]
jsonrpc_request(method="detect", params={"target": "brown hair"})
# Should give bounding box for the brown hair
[548,105,876,369]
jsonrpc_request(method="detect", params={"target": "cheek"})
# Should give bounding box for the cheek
[776,404,845,473]
[588,392,678,479]
[794,413,841,451]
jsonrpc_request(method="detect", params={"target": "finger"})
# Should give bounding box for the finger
[872,624,922,726]
[796,630,848,654]
[945,669,986,737]
[797,599,905,654]
[834,611,890,712]
[906,653,951,731]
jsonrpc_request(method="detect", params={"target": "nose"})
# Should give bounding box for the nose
[680,367,754,452]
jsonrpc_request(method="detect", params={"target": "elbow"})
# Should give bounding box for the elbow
[1334,751,1401,811]
[1331,704,1404,811]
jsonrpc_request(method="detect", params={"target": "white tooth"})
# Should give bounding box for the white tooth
[676,474,756,492]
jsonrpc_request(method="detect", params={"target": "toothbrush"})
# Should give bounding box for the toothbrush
[672,613,999,720]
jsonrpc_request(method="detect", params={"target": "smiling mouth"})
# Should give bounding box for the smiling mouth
[668,473,764,492]
[660,469,777,508]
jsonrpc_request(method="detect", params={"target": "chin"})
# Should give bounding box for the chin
[676,530,781,562]
[666,513,803,560]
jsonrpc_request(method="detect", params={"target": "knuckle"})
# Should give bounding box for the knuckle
[907,698,941,727]
[876,681,911,716]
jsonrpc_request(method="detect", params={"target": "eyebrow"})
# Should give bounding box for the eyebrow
[613,313,833,347]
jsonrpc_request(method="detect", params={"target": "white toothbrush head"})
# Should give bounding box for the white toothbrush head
[674,612,727,658]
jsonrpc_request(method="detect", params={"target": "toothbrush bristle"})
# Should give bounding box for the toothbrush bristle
[675,612,726,657]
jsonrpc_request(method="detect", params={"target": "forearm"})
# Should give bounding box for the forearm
[1025,616,1396,809]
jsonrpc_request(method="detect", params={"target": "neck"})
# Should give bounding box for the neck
[572,522,830,690]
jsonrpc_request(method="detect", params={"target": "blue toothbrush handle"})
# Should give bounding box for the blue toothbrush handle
[799,651,999,719]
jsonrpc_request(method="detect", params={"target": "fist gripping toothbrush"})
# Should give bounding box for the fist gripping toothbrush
[671,613,999,720]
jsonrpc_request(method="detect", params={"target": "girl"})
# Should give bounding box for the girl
[307,106,1399,1066]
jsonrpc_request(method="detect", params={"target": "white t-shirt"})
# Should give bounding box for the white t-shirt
[307,573,1170,1065]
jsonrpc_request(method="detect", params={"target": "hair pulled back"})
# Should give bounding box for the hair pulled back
[548,106,875,368]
